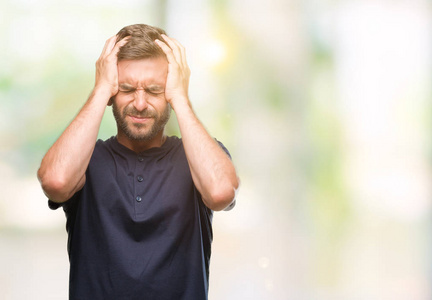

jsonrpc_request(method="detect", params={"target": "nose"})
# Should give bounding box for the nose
[133,89,148,112]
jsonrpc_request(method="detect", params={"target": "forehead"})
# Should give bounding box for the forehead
[117,57,168,86]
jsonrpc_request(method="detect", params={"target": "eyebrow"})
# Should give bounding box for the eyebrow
[118,83,164,91]
[119,83,135,90]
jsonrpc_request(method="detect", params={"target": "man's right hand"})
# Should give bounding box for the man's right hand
[94,35,130,101]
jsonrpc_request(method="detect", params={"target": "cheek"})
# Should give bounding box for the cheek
[114,96,130,110]
[156,101,169,115]
[149,96,167,108]
[112,99,129,117]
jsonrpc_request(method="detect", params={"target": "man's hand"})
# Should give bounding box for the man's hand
[95,35,130,100]
[155,35,191,108]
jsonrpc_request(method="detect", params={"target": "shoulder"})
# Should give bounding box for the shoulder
[91,136,131,160]
[94,136,116,151]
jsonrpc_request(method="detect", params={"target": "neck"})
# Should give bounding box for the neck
[116,131,167,153]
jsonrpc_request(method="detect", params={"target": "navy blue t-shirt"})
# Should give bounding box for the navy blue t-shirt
[49,136,229,300]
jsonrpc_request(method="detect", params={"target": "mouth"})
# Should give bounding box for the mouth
[128,115,153,123]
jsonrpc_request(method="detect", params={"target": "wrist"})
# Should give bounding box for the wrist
[88,87,113,107]
[171,98,198,125]
[92,85,114,101]
[170,96,191,112]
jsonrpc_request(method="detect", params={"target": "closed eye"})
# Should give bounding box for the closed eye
[145,88,164,96]
[119,89,136,94]
[118,84,136,94]
[118,84,164,96]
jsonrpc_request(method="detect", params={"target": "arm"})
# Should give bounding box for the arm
[37,35,129,203]
[155,35,240,211]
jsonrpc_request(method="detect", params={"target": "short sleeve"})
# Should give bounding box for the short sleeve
[215,138,232,159]
[214,138,236,211]
[48,199,61,210]
[47,190,80,215]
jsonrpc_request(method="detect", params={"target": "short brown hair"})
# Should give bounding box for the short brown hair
[116,24,167,61]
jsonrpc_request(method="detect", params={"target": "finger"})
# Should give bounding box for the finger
[155,39,178,66]
[100,35,118,59]
[164,35,188,68]
[164,36,183,52]
[176,42,188,70]
[109,36,130,58]
[160,34,183,66]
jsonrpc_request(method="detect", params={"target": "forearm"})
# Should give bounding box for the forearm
[154,35,239,210]
[173,99,239,211]
[37,88,110,202]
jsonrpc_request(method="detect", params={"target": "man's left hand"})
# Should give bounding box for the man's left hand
[155,35,191,108]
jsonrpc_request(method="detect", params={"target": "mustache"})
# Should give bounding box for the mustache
[123,106,157,118]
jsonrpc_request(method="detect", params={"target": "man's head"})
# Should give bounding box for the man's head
[112,24,171,143]
[116,24,167,61]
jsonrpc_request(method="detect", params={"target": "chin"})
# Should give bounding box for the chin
[127,128,160,141]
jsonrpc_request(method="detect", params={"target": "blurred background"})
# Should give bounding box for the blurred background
[1,0,431,299]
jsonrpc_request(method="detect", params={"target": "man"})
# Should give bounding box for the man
[37,24,239,300]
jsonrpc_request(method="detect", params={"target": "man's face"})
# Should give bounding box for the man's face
[112,57,170,141]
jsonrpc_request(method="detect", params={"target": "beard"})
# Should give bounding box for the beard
[112,101,171,141]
